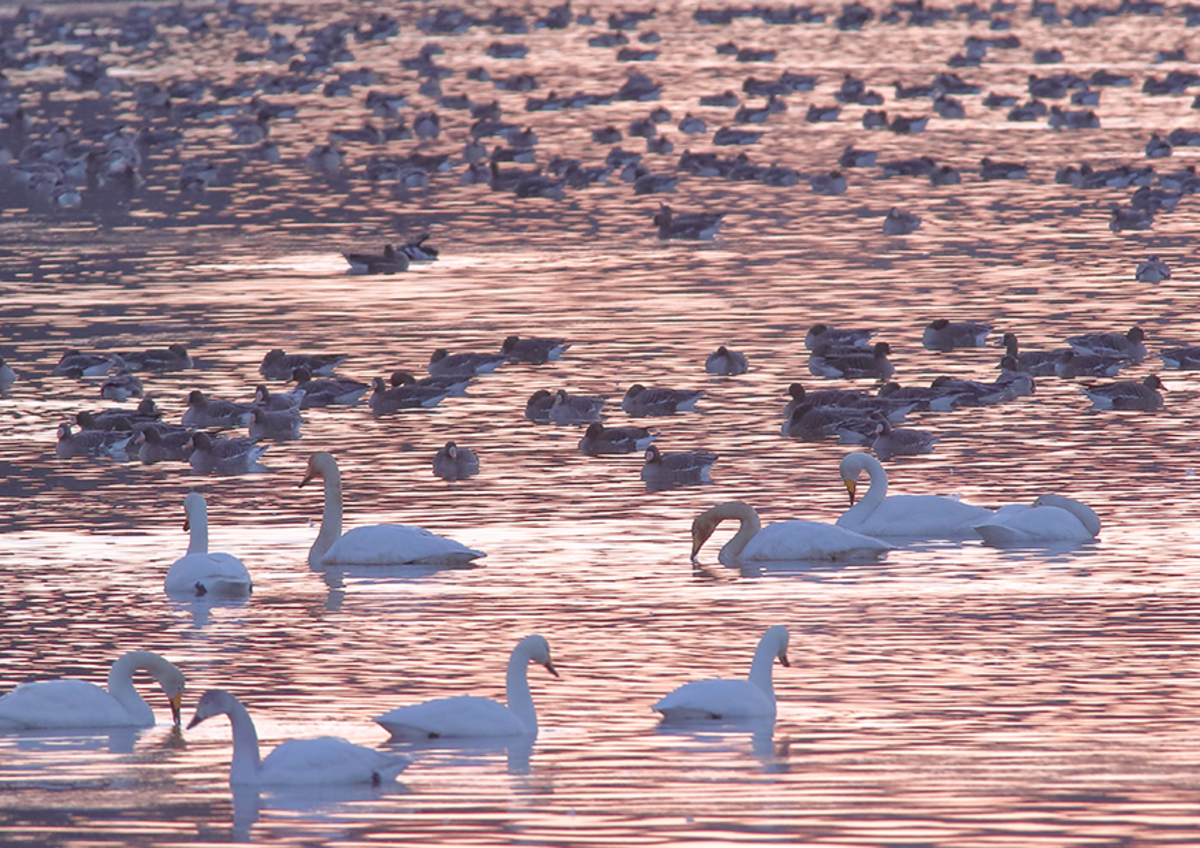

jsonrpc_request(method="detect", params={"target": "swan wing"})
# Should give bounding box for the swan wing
[257,737,410,785]
[0,680,137,728]
[741,520,891,561]
[165,553,253,596]
[375,696,528,739]
[653,679,774,720]
[323,524,485,565]
[973,505,1095,546]
[839,494,994,538]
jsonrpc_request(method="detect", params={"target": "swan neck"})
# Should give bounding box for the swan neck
[715,503,762,563]
[224,697,264,783]
[310,464,344,565]
[187,501,209,555]
[107,652,156,725]
[505,646,538,734]
[845,456,888,523]
[747,636,779,701]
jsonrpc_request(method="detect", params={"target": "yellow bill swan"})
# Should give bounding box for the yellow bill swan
[653,626,789,721]
[691,501,891,564]
[972,494,1101,546]
[165,492,253,598]
[299,451,485,566]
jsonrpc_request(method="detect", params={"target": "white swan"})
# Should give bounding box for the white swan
[187,689,410,786]
[691,501,891,564]
[374,635,558,739]
[836,452,994,539]
[972,494,1101,546]
[0,650,184,729]
[653,626,789,721]
[299,452,485,566]
[165,492,253,598]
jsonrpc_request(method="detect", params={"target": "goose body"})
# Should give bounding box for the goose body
[343,244,409,274]
[691,501,890,564]
[805,323,873,350]
[1067,326,1147,360]
[0,357,15,389]
[117,344,193,372]
[100,370,144,401]
[369,377,448,414]
[248,406,302,441]
[1160,346,1200,370]
[260,349,346,381]
[53,349,113,378]
[374,635,557,739]
[923,319,991,351]
[836,452,994,539]
[291,368,369,407]
[500,335,570,364]
[622,384,703,416]
[428,348,506,378]
[188,689,409,786]
[641,444,717,487]
[809,341,894,381]
[187,432,267,476]
[578,422,656,455]
[165,492,253,598]
[135,426,193,464]
[432,441,480,480]
[653,626,789,721]
[300,451,484,566]
[0,650,184,729]
[972,494,1100,546]
[1081,374,1164,410]
[871,418,938,461]
[56,423,132,459]
[181,390,253,429]
[705,345,749,375]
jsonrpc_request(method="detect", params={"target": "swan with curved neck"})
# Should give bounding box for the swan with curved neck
[299,451,485,566]
[836,452,994,539]
[691,501,891,564]
[187,689,410,786]
[374,635,558,739]
[165,492,253,597]
[0,650,184,728]
[972,493,1101,546]
[654,626,789,721]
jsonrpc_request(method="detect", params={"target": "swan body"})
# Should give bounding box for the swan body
[972,494,1100,546]
[165,492,253,597]
[188,689,410,786]
[375,635,558,739]
[836,452,994,539]
[692,501,891,564]
[654,626,789,721]
[300,451,484,566]
[0,650,184,729]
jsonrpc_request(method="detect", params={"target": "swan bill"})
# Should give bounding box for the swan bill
[844,479,857,505]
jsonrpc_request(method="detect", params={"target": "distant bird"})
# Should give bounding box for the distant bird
[1081,374,1165,410]
[653,204,723,240]
[100,370,143,401]
[882,207,921,235]
[134,426,194,464]
[369,377,448,415]
[805,323,873,350]
[705,345,748,375]
[53,349,113,378]
[526,388,605,424]
[0,357,15,390]
[181,390,254,429]
[186,432,267,475]
[400,233,439,262]
[1160,347,1200,370]
[923,319,991,351]
[578,422,656,455]
[291,368,369,407]
[870,417,938,461]
[115,344,193,372]
[622,384,704,416]
[1054,350,1127,379]
[260,349,346,380]
[428,348,506,378]
[342,244,409,274]
[56,423,132,459]
[248,406,302,441]
[432,440,479,480]
[1135,256,1170,282]
[1001,333,1063,376]
[641,444,717,489]
[1067,326,1147,360]
[809,342,894,381]
[500,335,570,364]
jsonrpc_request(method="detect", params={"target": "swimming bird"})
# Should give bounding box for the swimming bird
[578,422,656,455]
[653,626,789,721]
[1067,326,1148,360]
[705,345,749,375]
[500,335,570,364]
[374,635,558,739]
[166,492,253,598]
[259,349,346,380]
[972,493,1100,546]
[186,432,267,476]
[0,356,15,389]
[428,348,506,378]
[247,406,302,441]
[252,384,306,410]
[882,208,921,235]
[291,368,369,407]
[1000,332,1063,376]
[400,233,439,262]
[641,444,717,488]
[528,388,605,424]
[1080,374,1165,410]
[342,244,409,274]
[369,377,448,414]
[836,452,994,539]
[134,426,193,464]
[653,204,723,240]
[188,689,410,786]
[181,390,254,429]
[622,384,704,416]
[923,319,991,351]
[1054,350,1128,378]
[1159,346,1200,370]
[100,370,143,401]
[116,343,193,372]
[870,417,938,461]
[0,650,184,728]
[805,323,874,350]
[300,451,484,566]
[53,349,113,378]
[432,440,479,480]
[1135,256,1170,282]
[809,342,894,381]
[690,501,890,564]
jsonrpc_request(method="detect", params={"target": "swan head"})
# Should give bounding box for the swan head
[691,512,720,560]
[182,491,206,530]
[839,452,877,505]
[300,451,338,488]
[130,652,186,726]
[518,634,559,678]
[187,688,234,730]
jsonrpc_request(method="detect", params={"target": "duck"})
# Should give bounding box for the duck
[653,626,789,721]
[836,452,994,539]
[805,323,873,350]
[53,349,113,378]
[882,208,921,235]
[782,403,878,441]
[1135,256,1171,283]
[972,494,1100,546]
[535,389,604,424]
[187,689,410,786]
[1066,326,1147,360]
[871,417,938,461]
[690,501,890,564]
[641,444,717,488]
[783,383,864,417]
[116,343,193,372]
[390,369,471,395]
[166,492,253,598]
[186,432,267,476]
[809,341,894,381]
[1054,350,1127,379]
[259,349,346,380]
[621,384,704,416]
[56,422,133,459]
[374,635,558,739]
[1000,332,1063,376]
[432,440,480,480]
[181,390,254,429]
[500,335,570,364]
[578,422,656,455]
[134,426,193,464]
[923,319,991,351]
[342,243,409,274]
[247,406,302,441]
[704,345,749,375]
[652,204,723,240]
[1080,374,1165,410]
[428,348,506,378]
[290,367,369,407]
[300,451,484,566]
[100,370,144,401]
[0,650,184,728]
[252,384,306,411]
[369,377,448,415]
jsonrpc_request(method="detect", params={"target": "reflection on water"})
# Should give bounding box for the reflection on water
[3,0,1200,843]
